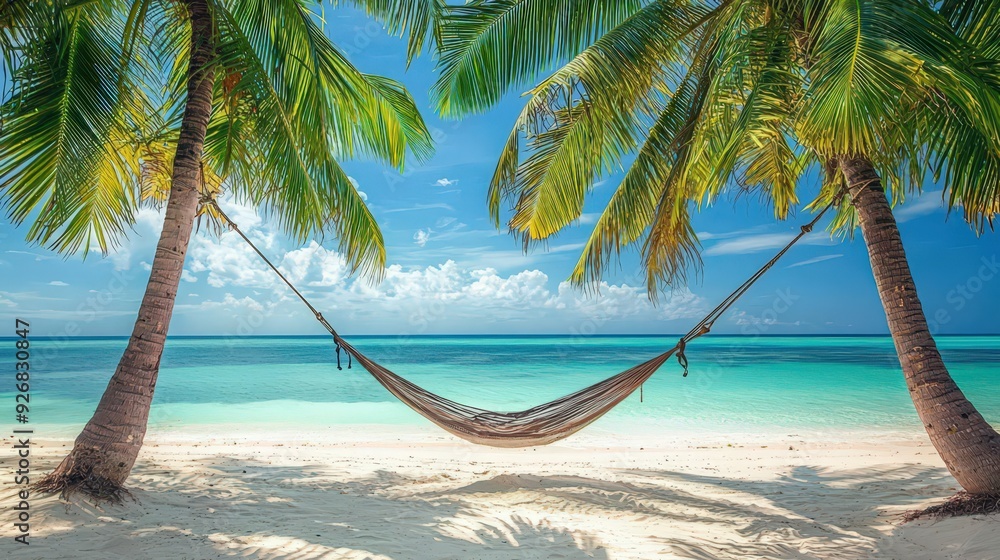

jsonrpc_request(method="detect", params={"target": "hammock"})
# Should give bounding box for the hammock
[340,337,679,447]
[210,200,834,447]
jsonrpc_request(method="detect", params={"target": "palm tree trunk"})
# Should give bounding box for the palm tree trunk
[841,156,1000,494]
[35,0,216,500]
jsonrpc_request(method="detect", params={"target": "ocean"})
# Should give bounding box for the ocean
[8,335,1000,440]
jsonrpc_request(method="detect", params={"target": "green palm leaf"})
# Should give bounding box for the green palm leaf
[334,0,444,63]
[441,0,1000,293]
[208,0,434,279]
[434,0,647,117]
[0,2,144,255]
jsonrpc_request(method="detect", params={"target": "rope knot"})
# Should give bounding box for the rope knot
[800,224,813,234]
[335,337,351,370]
[676,338,689,377]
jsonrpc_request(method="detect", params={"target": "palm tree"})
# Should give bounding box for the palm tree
[434,0,1000,494]
[1,0,437,500]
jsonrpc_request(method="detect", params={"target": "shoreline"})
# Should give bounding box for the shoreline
[22,420,937,445]
[4,429,997,559]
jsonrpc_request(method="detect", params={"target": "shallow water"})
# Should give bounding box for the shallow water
[8,335,1000,438]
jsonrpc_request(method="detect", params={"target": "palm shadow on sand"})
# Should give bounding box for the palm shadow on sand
[422,463,967,559]
[12,450,997,560]
[11,455,609,560]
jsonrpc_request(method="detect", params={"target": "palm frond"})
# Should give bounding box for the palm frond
[938,0,1000,55]
[209,0,434,279]
[569,74,703,289]
[691,13,803,216]
[796,0,925,158]
[333,0,444,63]
[0,2,147,255]
[434,0,647,117]
[485,1,714,245]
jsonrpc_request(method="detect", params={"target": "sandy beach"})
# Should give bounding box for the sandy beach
[3,428,997,559]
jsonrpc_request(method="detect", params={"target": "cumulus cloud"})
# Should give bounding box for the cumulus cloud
[348,176,368,202]
[189,233,345,290]
[108,208,165,270]
[168,199,706,333]
[48,280,69,286]
[729,309,801,327]
[187,220,279,289]
[413,229,431,247]
[435,178,459,187]
[171,294,274,323]
[334,260,704,328]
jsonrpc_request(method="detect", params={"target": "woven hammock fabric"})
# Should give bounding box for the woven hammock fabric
[210,198,836,448]
[337,338,677,447]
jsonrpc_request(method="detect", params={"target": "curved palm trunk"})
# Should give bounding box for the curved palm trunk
[841,156,1000,494]
[36,0,216,499]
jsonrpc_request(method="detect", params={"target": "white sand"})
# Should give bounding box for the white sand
[2,427,997,559]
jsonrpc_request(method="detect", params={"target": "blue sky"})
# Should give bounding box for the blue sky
[1,7,998,337]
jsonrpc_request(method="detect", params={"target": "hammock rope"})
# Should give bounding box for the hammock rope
[208,198,837,447]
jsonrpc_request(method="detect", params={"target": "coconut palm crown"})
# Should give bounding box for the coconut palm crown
[435,0,999,291]
[434,0,1000,494]
[1,0,438,498]
[1,0,438,276]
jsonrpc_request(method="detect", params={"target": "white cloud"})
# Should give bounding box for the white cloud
[413,229,431,247]
[548,242,586,254]
[163,199,705,333]
[187,210,280,289]
[348,176,368,202]
[466,268,551,307]
[189,233,346,290]
[0,293,16,307]
[383,203,454,214]
[435,178,459,187]
[196,293,266,313]
[435,216,458,229]
[895,190,943,222]
[787,254,844,268]
[729,309,801,327]
[7,250,57,261]
[695,226,767,241]
[704,231,834,256]
[146,262,199,282]
[48,280,69,287]
[548,282,702,321]
[108,208,165,270]
[334,260,703,329]
[287,242,347,287]
[576,213,600,225]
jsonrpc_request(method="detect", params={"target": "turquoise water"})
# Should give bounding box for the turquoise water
[6,335,1000,438]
